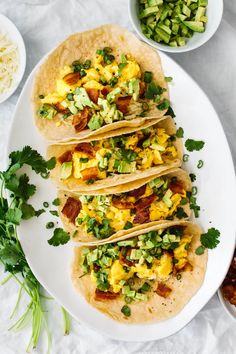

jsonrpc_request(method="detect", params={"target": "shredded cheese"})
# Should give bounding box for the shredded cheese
[0,32,19,95]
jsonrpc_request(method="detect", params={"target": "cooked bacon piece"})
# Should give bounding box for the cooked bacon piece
[128,184,146,198]
[95,289,119,301]
[111,197,134,209]
[119,247,136,267]
[86,88,99,103]
[221,250,236,306]
[139,81,146,98]
[155,283,172,298]
[133,208,150,224]
[58,150,72,164]
[93,264,101,273]
[116,96,132,114]
[63,72,81,85]
[53,102,70,114]
[101,86,110,97]
[169,180,184,194]
[61,197,82,224]
[74,142,95,158]
[72,107,90,132]
[134,194,156,210]
[80,166,98,181]
[222,285,236,306]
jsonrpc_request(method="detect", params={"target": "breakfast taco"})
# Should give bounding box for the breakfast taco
[47,117,182,192]
[33,24,169,142]
[71,221,207,323]
[58,168,191,243]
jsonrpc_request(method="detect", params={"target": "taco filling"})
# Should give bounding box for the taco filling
[57,125,178,183]
[61,174,189,240]
[79,225,194,315]
[37,47,168,132]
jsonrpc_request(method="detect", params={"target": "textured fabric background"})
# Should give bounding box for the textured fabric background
[0,1,235,353]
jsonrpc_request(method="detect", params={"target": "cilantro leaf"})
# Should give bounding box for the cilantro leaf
[176,207,188,219]
[9,146,55,174]
[185,139,205,152]
[6,208,22,225]
[52,198,60,206]
[200,228,220,249]
[20,203,35,220]
[0,243,23,266]
[48,228,70,246]
[176,127,184,138]
[165,106,175,118]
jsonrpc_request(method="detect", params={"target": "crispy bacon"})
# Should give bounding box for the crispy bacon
[95,289,119,301]
[155,283,172,298]
[139,81,146,98]
[63,72,81,85]
[169,180,184,194]
[80,166,98,181]
[116,96,132,114]
[221,250,236,305]
[61,197,82,224]
[128,184,146,198]
[58,150,72,164]
[72,107,90,132]
[119,247,136,267]
[134,194,156,210]
[86,88,99,103]
[133,208,150,224]
[101,86,110,97]
[222,285,236,306]
[93,264,101,273]
[111,197,134,209]
[74,142,95,158]
[53,102,70,114]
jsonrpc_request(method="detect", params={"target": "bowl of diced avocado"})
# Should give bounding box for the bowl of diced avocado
[129,0,223,52]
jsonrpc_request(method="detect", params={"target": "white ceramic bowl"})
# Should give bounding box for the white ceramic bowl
[0,13,26,104]
[218,288,236,321]
[129,0,223,53]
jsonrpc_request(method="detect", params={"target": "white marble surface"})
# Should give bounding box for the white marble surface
[0,0,235,353]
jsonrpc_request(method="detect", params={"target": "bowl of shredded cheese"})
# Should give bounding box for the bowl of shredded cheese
[0,13,26,103]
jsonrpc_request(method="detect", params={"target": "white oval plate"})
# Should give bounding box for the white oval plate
[6,51,236,341]
[0,13,26,103]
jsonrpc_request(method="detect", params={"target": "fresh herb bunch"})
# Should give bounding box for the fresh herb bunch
[0,146,70,352]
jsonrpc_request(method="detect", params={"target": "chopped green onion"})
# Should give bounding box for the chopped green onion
[197,160,204,168]
[121,305,131,317]
[46,222,54,229]
[183,154,189,162]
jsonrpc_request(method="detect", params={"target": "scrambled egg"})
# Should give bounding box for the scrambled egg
[73,152,98,179]
[174,235,192,270]
[109,260,134,293]
[107,206,133,230]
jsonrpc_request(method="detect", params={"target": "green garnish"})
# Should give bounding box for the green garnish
[197,159,204,168]
[144,71,153,83]
[195,245,205,255]
[157,99,170,110]
[50,210,59,217]
[124,221,133,230]
[166,105,175,118]
[43,201,49,208]
[165,76,173,82]
[121,305,131,317]
[80,157,89,163]
[52,198,60,206]
[192,186,198,196]
[185,139,205,152]
[183,154,189,162]
[176,127,184,138]
[189,173,196,182]
[39,94,44,99]
[46,222,54,229]
[176,273,182,280]
[195,228,220,255]
[176,207,188,219]
[47,228,70,246]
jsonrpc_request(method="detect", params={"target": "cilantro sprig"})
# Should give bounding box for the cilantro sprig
[195,228,220,255]
[185,139,205,152]
[0,146,70,351]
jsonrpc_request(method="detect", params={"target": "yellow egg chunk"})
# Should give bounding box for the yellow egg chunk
[125,135,139,149]
[41,93,64,104]
[72,152,98,179]
[149,201,170,221]
[133,263,155,279]
[119,60,141,82]
[174,235,192,270]
[155,253,173,280]
[109,260,134,293]
[83,80,104,90]
[108,207,133,230]
[82,68,100,83]
[56,79,75,96]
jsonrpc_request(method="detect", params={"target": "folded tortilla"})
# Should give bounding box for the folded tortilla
[48,117,182,192]
[33,24,169,142]
[58,168,191,243]
[71,220,207,324]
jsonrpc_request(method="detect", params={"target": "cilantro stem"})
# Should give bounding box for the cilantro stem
[61,307,71,335]
[1,273,13,285]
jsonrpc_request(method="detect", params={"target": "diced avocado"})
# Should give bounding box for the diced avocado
[128,78,140,101]
[172,23,180,35]
[176,36,186,46]
[117,239,137,247]
[73,87,94,109]
[178,14,187,22]
[148,0,158,6]
[127,290,136,298]
[117,161,136,173]
[183,20,204,32]
[157,24,172,35]
[135,293,147,301]
[182,4,191,18]
[98,157,108,170]
[200,16,208,23]
[88,114,103,130]
[155,28,170,44]
[38,104,57,120]
[150,142,165,151]
[160,7,170,22]
[139,6,159,19]
[146,255,153,263]
[198,0,207,6]
[142,138,151,148]
[162,189,173,208]
[130,249,143,260]
[106,88,121,103]
[148,177,164,189]
[195,6,205,21]
[81,264,89,273]
[146,15,155,25]
[60,162,72,180]
[68,102,78,115]
[169,40,178,47]
[122,285,131,295]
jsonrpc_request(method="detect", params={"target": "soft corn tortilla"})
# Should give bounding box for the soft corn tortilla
[33,24,169,142]
[59,168,191,243]
[48,117,183,192]
[71,221,208,324]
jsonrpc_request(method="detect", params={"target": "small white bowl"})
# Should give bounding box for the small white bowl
[129,0,223,53]
[218,288,236,321]
[0,13,26,104]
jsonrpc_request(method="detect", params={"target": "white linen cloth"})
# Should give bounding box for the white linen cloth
[0,0,235,353]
